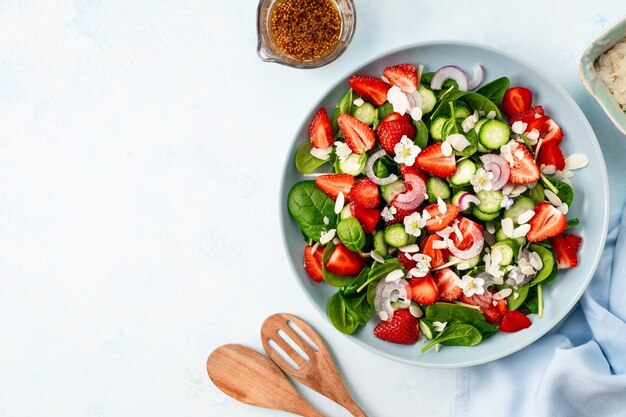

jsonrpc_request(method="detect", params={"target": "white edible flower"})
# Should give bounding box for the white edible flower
[393,136,421,166]
[382,206,397,222]
[456,275,486,297]
[409,254,432,278]
[387,85,409,114]
[433,321,448,332]
[404,212,426,237]
[410,106,423,121]
[353,98,364,107]
[334,141,352,161]
[470,168,494,193]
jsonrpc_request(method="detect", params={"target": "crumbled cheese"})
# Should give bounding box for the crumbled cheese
[486,110,497,120]
[310,146,332,160]
[353,98,365,107]
[334,141,353,160]
[595,39,626,110]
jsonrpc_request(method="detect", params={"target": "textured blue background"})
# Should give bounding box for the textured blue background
[0,1,624,416]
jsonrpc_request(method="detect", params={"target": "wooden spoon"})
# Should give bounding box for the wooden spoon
[206,344,326,417]
[261,313,368,417]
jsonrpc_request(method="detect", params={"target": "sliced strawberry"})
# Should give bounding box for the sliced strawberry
[508,145,541,184]
[316,174,354,200]
[536,142,565,170]
[309,108,334,149]
[408,275,439,305]
[338,114,376,155]
[349,178,381,209]
[350,204,381,233]
[508,105,544,124]
[433,268,462,301]
[400,164,428,183]
[383,63,418,94]
[377,119,416,154]
[381,112,411,124]
[527,203,567,242]
[502,87,532,117]
[304,245,324,282]
[398,251,416,271]
[500,310,532,332]
[348,75,390,107]
[460,294,477,306]
[550,234,582,269]
[495,298,508,316]
[423,203,460,232]
[325,243,364,276]
[373,309,419,345]
[541,118,564,144]
[451,216,484,251]
[420,234,449,268]
[481,304,504,324]
[526,115,549,135]
[415,142,457,178]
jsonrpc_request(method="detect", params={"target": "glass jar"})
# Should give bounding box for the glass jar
[256,0,356,69]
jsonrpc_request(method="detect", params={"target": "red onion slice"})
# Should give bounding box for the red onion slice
[480,153,511,191]
[472,288,493,309]
[375,278,409,321]
[393,174,426,210]
[468,65,485,90]
[365,149,399,185]
[458,192,482,211]
[447,224,484,259]
[430,66,469,91]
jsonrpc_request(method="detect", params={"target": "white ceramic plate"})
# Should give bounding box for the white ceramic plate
[280,41,609,368]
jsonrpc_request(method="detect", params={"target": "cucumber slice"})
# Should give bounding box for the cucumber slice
[340,203,352,220]
[474,118,489,133]
[530,183,545,205]
[418,85,437,114]
[504,196,535,224]
[373,230,388,257]
[337,153,366,176]
[451,190,473,213]
[419,319,435,339]
[380,180,406,204]
[491,239,520,266]
[476,190,504,214]
[454,105,471,119]
[377,102,393,120]
[384,224,409,248]
[450,159,477,186]
[479,120,511,150]
[495,228,527,247]
[430,117,447,141]
[426,176,451,201]
[353,102,377,125]
[472,206,501,221]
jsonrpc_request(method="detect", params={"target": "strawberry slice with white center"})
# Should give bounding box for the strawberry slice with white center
[415,142,457,178]
[309,108,334,149]
[423,203,460,232]
[338,114,376,154]
[527,203,566,242]
[451,216,484,250]
[541,118,564,144]
[348,75,390,107]
[432,268,463,301]
[549,233,582,269]
[508,145,541,184]
[536,142,565,171]
[383,63,418,94]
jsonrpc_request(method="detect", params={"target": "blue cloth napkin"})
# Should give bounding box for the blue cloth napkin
[455,119,626,417]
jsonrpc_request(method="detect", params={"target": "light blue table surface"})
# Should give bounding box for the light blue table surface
[0,1,624,416]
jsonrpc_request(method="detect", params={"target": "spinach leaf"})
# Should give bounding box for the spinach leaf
[421,72,434,86]
[530,183,545,205]
[539,266,558,287]
[336,217,366,252]
[322,241,358,287]
[422,323,483,352]
[503,283,529,311]
[430,89,502,121]
[566,217,580,229]
[367,280,378,306]
[295,141,327,174]
[327,292,360,334]
[425,302,485,323]
[413,119,429,149]
[288,181,337,241]
[461,320,499,339]
[377,102,394,120]
[355,258,405,293]
[520,286,539,314]
[373,159,390,178]
[553,180,574,206]
[342,267,371,297]
[529,244,556,286]
[341,291,373,325]
[330,108,340,133]
[475,77,510,107]
[337,88,358,115]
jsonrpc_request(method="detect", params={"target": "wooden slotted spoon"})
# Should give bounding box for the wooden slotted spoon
[206,344,325,417]
[261,313,368,417]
